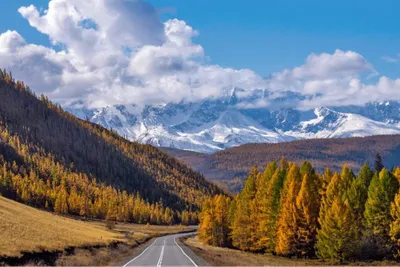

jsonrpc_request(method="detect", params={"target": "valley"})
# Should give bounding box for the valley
[1,72,400,266]
[163,135,400,192]
[1,0,400,266]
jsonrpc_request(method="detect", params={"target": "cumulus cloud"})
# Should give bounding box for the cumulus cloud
[0,0,399,110]
[266,49,400,109]
[269,49,376,93]
[0,0,266,108]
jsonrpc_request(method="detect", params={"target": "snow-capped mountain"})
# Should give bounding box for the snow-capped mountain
[67,92,400,153]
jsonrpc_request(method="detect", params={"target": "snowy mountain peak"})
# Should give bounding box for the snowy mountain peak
[68,98,400,153]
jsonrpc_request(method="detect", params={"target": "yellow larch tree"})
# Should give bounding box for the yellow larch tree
[275,164,302,256]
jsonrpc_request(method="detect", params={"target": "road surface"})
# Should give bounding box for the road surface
[123,233,198,267]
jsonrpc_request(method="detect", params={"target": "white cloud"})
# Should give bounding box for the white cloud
[296,76,400,109]
[270,49,375,86]
[381,54,400,63]
[0,0,265,108]
[265,49,400,108]
[0,0,399,110]
[0,30,72,93]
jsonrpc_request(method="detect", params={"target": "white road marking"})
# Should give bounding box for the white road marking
[123,237,160,267]
[174,235,198,267]
[157,239,166,267]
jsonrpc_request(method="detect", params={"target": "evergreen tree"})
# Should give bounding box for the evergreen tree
[231,169,257,251]
[318,172,340,224]
[255,167,285,252]
[300,161,314,177]
[394,167,400,183]
[320,168,333,192]
[390,191,400,259]
[198,198,214,245]
[295,173,321,257]
[54,189,69,214]
[262,161,278,185]
[227,196,237,227]
[198,195,232,247]
[214,195,231,247]
[365,169,398,233]
[363,168,399,259]
[253,163,277,251]
[340,165,356,197]
[275,165,302,256]
[317,166,358,260]
[279,157,289,172]
[375,153,384,173]
[347,163,373,231]
[316,198,358,261]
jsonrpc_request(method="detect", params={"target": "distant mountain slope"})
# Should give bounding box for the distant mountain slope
[0,71,223,221]
[162,135,400,192]
[69,90,400,153]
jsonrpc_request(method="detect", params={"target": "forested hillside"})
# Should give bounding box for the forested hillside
[163,136,400,192]
[0,70,224,224]
[199,159,400,262]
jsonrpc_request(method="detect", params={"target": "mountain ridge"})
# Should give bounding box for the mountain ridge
[161,135,400,192]
[68,92,400,153]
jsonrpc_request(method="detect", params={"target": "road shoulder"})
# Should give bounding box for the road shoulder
[177,234,211,267]
[117,236,158,267]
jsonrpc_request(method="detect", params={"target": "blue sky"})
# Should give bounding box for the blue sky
[0,0,399,108]
[1,0,399,78]
[150,0,400,78]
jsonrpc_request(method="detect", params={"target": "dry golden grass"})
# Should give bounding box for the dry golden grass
[97,221,190,237]
[0,196,121,257]
[184,237,399,266]
[0,196,192,257]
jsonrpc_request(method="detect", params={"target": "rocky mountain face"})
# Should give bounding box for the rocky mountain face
[68,90,400,153]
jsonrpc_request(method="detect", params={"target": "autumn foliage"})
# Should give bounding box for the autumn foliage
[199,158,400,262]
[0,70,224,225]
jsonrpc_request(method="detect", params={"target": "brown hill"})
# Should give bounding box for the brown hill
[162,135,400,192]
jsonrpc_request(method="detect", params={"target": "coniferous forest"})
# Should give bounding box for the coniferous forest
[0,70,225,225]
[199,157,400,262]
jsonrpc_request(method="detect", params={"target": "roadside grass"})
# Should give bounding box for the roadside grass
[98,221,190,242]
[183,236,399,266]
[0,196,192,258]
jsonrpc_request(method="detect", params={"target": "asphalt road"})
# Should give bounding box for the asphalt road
[123,233,198,267]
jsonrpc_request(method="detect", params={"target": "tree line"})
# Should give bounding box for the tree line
[0,117,198,225]
[213,136,400,174]
[199,156,400,262]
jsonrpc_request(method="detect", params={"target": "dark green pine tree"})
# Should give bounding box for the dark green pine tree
[348,163,374,229]
[231,166,258,251]
[375,153,384,173]
[363,168,399,259]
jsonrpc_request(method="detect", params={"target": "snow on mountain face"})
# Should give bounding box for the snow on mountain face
[284,107,400,139]
[67,97,400,153]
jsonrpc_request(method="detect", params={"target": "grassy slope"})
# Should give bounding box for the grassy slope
[0,196,190,257]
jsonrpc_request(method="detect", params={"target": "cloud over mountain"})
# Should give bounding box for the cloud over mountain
[0,0,399,109]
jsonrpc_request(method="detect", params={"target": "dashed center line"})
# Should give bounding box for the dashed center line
[157,239,166,267]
